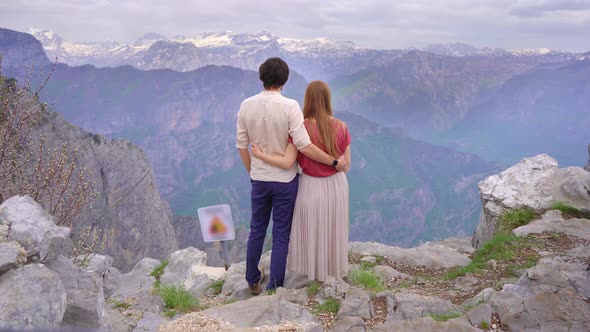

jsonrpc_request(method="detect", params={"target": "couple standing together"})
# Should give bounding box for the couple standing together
[236,57,352,294]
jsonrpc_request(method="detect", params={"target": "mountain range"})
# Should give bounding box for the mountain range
[28,28,586,80]
[1,26,588,249]
[0,28,507,248]
[328,50,590,166]
[27,28,590,167]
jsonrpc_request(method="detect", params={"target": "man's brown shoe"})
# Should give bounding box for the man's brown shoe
[248,266,266,295]
[248,283,262,295]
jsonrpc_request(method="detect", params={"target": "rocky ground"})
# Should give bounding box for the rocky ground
[1,154,589,331]
[107,210,589,332]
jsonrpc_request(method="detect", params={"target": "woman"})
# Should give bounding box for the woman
[251,80,351,282]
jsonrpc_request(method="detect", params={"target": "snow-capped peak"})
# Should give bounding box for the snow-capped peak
[278,37,356,53]
[27,27,63,51]
[421,42,509,57]
[509,48,553,56]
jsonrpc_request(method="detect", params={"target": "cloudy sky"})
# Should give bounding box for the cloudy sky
[1,0,589,51]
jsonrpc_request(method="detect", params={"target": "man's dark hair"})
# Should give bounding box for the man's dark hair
[259,57,289,89]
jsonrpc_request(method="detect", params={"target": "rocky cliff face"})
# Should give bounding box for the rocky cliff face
[32,109,178,272]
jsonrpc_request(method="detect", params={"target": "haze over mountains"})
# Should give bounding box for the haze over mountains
[1,26,588,248]
[27,28,590,167]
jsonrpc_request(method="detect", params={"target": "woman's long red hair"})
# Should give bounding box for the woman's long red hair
[303,81,341,158]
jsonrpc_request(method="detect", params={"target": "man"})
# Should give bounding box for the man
[236,57,348,294]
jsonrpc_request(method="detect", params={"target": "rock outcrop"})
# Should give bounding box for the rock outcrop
[472,154,590,248]
[47,255,107,328]
[0,195,72,259]
[0,264,67,329]
[489,256,590,331]
[75,253,121,298]
[160,247,226,298]
[0,195,120,330]
[0,241,26,273]
[33,107,178,272]
[348,237,473,269]
[0,27,50,81]
[585,143,590,172]
[374,315,479,332]
[201,295,321,330]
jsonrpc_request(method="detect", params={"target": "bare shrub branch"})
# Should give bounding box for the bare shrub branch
[0,54,98,229]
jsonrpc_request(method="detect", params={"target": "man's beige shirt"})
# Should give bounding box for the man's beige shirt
[236,90,311,182]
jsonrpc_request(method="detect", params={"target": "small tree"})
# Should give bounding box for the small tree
[0,54,98,229]
[0,59,45,202]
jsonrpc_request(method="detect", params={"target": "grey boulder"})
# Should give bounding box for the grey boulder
[372,265,410,282]
[465,303,493,328]
[39,227,74,261]
[47,255,107,328]
[348,239,471,269]
[332,316,366,332]
[109,257,164,313]
[472,154,590,248]
[513,210,590,241]
[0,195,72,258]
[0,241,26,273]
[319,275,350,301]
[132,311,164,332]
[76,254,121,298]
[202,294,318,329]
[0,264,67,329]
[336,288,372,320]
[160,247,225,297]
[276,287,309,306]
[374,315,479,332]
[390,293,462,321]
[489,256,590,331]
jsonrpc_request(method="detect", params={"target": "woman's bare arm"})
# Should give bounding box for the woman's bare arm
[251,143,298,170]
[343,145,351,172]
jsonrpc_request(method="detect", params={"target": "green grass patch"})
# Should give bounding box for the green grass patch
[108,299,132,310]
[348,266,385,292]
[375,255,384,265]
[493,280,505,290]
[313,297,341,315]
[498,208,537,233]
[149,260,169,288]
[360,260,377,270]
[163,309,177,318]
[307,281,321,297]
[551,202,590,219]
[429,311,463,322]
[113,301,131,310]
[397,280,414,289]
[155,284,200,313]
[207,279,224,296]
[444,233,525,280]
[480,320,490,329]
